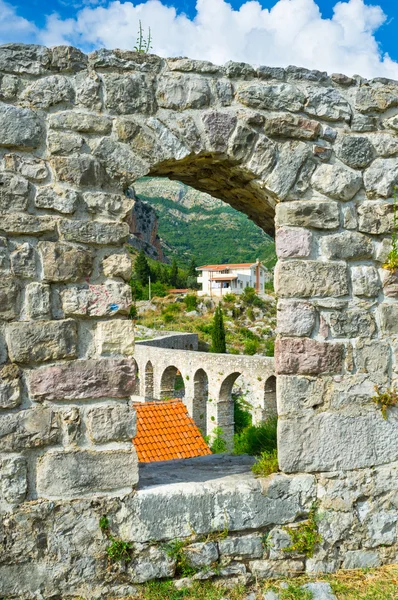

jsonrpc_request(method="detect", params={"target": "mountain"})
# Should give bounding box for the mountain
[133,177,276,269]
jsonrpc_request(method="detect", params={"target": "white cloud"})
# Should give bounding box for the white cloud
[4,0,398,79]
[0,0,38,43]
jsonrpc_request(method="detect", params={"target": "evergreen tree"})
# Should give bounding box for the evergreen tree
[135,250,150,286]
[170,258,178,287]
[188,257,197,277]
[211,304,226,353]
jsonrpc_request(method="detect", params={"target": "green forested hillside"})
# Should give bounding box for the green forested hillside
[134,178,276,269]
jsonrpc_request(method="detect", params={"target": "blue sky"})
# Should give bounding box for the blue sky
[2,0,398,78]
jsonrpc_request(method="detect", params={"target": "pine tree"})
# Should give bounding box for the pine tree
[188,257,197,277]
[211,304,226,353]
[170,258,178,287]
[135,250,150,286]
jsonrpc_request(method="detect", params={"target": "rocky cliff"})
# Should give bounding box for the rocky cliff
[126,188,169,262]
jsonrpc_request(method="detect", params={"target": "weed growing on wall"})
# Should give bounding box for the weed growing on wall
[99,516,133,563]
[163,539,196,577]
[384,186,398,271]
[134,20,152,53]
[372,385,398,419]
[251,448,279,477]
[282,504,322,558]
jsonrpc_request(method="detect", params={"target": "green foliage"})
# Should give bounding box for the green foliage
[184,294,198,311]
[223,292,237,303]
[233,395,252,434]
[129,303,138,320]
[134,20,152,53]
[175,374,185,391]
[188,257,198,277]
[106,537,133,562]
[251,449,279,477]
[234,416,277,456]
[135,250,151,286]
[384,186,398,271]
[372,385,398,419]
[99,515,109,531]
[211,305,226,353]
[264,337,275,357]
[282,504,322,558]
[209,426,228,453]
[170,258,179,287]
[244,339,259,355]
[276,584,313,600]
[163,539,196,577]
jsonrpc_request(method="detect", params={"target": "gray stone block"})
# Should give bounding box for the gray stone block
[59,219,129,245]
[22,74,74,108]
[0,455,27,510]
[342,550,380,569]
[36,449,139,498]
[0,104,44,148]
[219,534,264,558]
[0,213,56,235]
[60,282,132,316]
[86,404,136,443]
[0,406,60,451]
[276,201,340,230]
[311,162,362,201]
[0,276,21,321]
[0,172,30,212]
[25,282,51,320]
[184,542,218,568]
[0,364,21,408]
[35,187,79,214]
[128,547,175,583]
[249,559,304,579]
[320,231,373,261]
[6,319,78,363]
[52,154,106,187]
[275,261,348,298]
[302,582,336,599]
[38,241,93,282]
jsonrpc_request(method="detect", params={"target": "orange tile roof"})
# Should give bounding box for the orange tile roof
[133,400,212,463]
[198,263,256,271]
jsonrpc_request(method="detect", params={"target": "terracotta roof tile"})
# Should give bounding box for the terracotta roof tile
[133,400,212,463]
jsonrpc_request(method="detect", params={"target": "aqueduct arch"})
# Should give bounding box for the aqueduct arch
[1,43,398,593]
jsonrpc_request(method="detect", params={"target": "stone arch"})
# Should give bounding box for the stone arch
[160,365,185,400]
[144,360,154,399]
[193,368,209,435]
[264,375,277,420]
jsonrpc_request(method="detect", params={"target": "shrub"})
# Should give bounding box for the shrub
[234,417,277,456]
[209,426,227,453]
[264,337,275,357]
[384,186,398,271]
[372,385,398,419]
[184,294,198,311]
[251,449,279,478]
[282,504,322,558]
[211,305,226,353]
[223,293,237,303]
[234,395,252,434]
[244,339,259,355]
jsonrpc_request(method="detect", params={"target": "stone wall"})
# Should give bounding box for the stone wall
[1,41,398,595]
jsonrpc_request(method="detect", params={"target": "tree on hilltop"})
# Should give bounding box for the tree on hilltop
[170,258,178,287]
[211,304,226,353]
[135,250,150,286]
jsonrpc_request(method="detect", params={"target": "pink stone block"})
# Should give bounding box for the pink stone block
[275,337,343,375]
[276,227,312,258]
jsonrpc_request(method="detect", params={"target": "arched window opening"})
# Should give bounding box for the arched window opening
[193,368,208,436]
[264,375,277,420]
[144,361,154,399]
[160,365,185,401]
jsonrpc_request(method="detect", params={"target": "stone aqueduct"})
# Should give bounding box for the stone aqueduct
[1,43,398,596]
[134,333,276,443]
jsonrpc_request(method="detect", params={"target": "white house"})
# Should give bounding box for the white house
[196,260,270,297]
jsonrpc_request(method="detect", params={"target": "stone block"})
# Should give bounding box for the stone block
[184,542,219,568]
[0,236,9,273]
[323,310,377,338]
[0,104,44,148]
[0,455,27,510]
[0,364,21,409]
[319,231,373,261]
[4,153,48,181]
[0,213,56,235]
[0,43,51,75]
[0,172,31,212]
[50,45,88,72]
[352,266,381,297]
[0,276,21,321]
[382,269,398,297]
[128,547,175,583]
[355,339,390,382]
[371,133,398,157]
[356,84,398,113]
[342,550,380,569]
[267,527,293,560]
[96,320,135,355]
[302,582,336,600]
[342,205,358,229]
[365,511,398,547]
[276,201,339,230]
[275,261,348,298]
[38,241,93,282]
[103,253,133,280]
[277,375,325,416]
[311,163,362,201]
[364,158,398,199]
[278,411,398,473]
[304,87,351,122]
[36,449,139,498]
[276,338,343,375]
[379,304,398,334]
[0,406,60,451]
[93,137,148,185]
[75,70,102,111]
[249,559,304,579]
[264,114,320,140]
[277,300,316,337]
[219,535,264,558]
[86,404,136,443]
[83,191,132,219]
[48,130,83,155]
[10,242,37,279]
[265,141,312,201]
[61,282,132,317]
[22,74,74,108]
[275,227,312,258]
[335,135,374,169]
[48,111,112,134]
[35,187,78,214]
[25,282,51,320]
[29,358,137,401]
[6,319,78,363]
[358,201,394,234]
[0,74,20,100]
[104,73,155,114]
[236,82,305,112]
[59,219,129,245]
[52,154,106,187]
[157,74,210,111]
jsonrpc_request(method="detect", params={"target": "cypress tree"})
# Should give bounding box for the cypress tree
[135,250,150,286]
[211,304,226,353]
[188,257,197,277]
[170,258,178,287]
